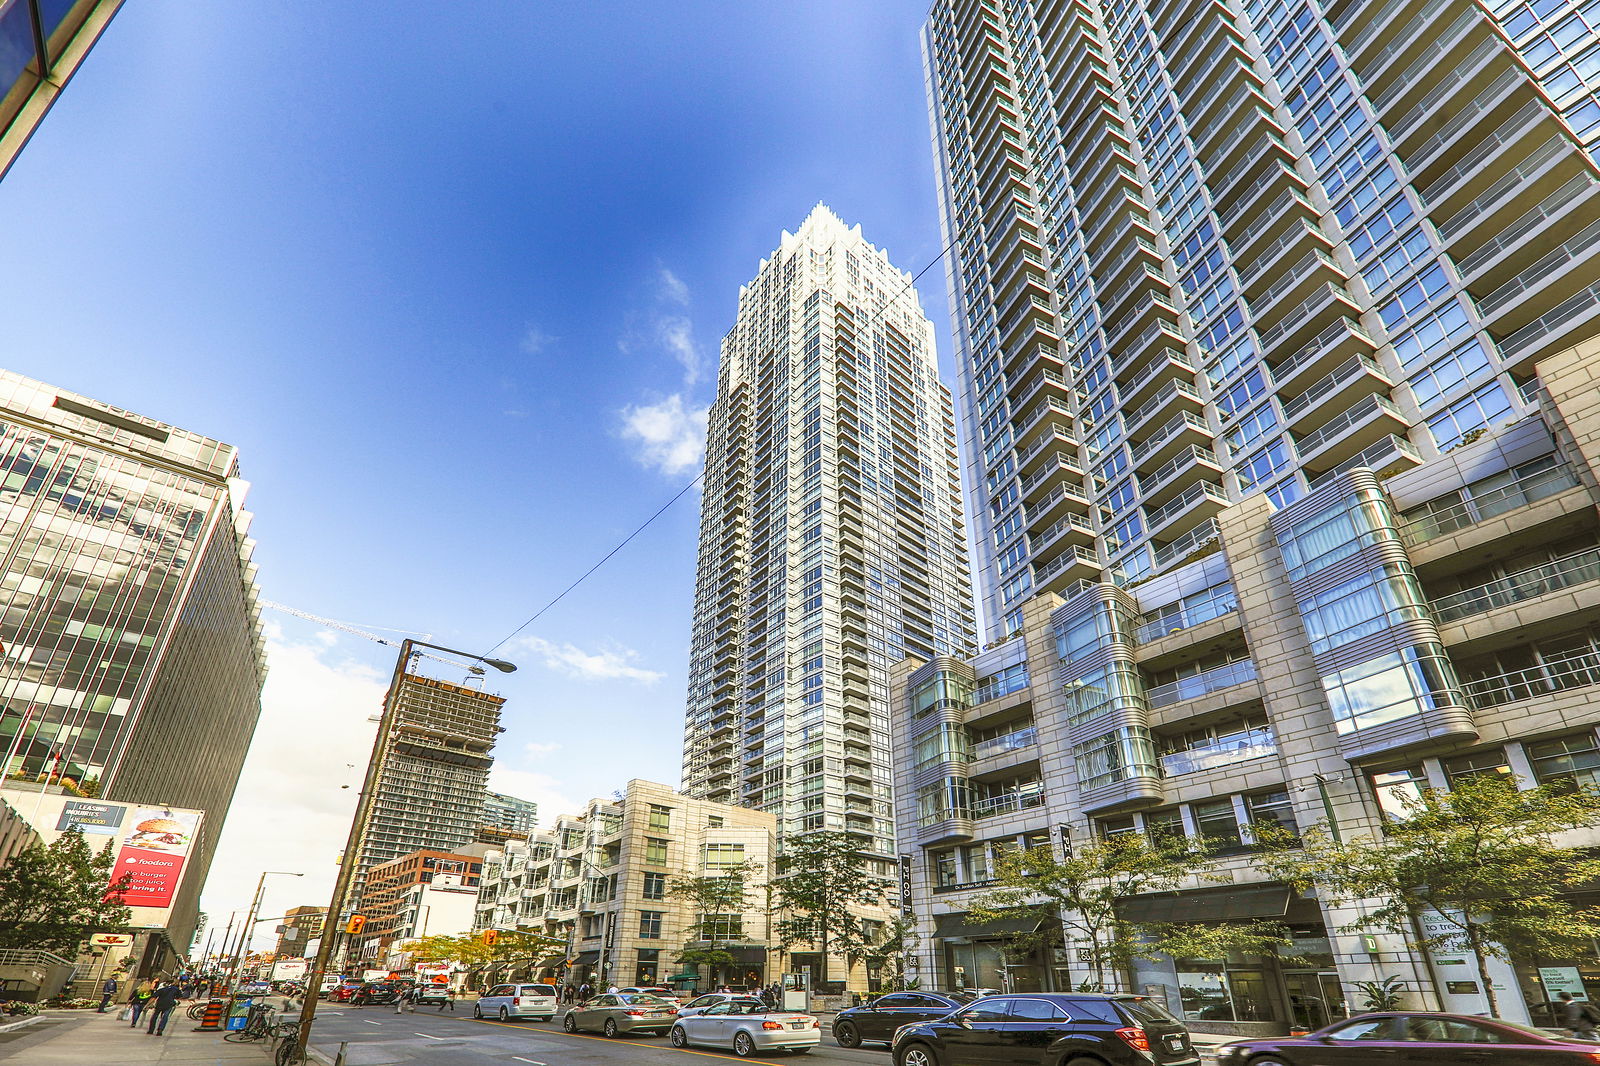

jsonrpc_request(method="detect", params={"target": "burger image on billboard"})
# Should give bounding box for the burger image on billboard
[128,816,190,852]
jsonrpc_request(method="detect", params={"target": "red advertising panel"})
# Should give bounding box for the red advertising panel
[107,808,200,907]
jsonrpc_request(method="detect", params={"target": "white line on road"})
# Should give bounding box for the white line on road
[512,1058,546,1064]
[363,1019,383,1025]
[414,1032,447,1040]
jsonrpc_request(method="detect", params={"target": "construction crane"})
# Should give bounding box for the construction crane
[259,600,490,675]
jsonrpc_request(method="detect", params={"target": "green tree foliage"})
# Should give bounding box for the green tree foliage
[1260,773,1600,1016]
[402,930,564,972]
[969,835,1288,992]
[772,831,889,986]
[669,861,759,983]
[0,826,131,953]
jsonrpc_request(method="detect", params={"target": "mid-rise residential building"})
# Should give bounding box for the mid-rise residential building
[0,1,124,180]
[680,205,976,852]
[0,370,265,968]
[273,906,326,960]
[357,847,486,958]
[891,343,1600,1031]
[475,780,781,992]
[356,674,505,885]
[924,0,1600,642]
[482,789,538,838]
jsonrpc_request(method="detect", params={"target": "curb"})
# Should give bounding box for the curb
[0,1013,45,1034]
[306,1045,336,1065]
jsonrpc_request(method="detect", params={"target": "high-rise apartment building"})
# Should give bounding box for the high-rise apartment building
[0,0,125,180]
[924,0,1600,639]
[680,206,977,850]
[274,906,326,959]
[482,789,538,837]
[357,674,504,882]
[357,847,486,956]
[0,370,266,961]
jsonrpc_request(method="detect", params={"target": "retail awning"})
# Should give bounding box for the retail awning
[1117,883,1292,924]
[933,909,1044,939]
[575,950,600,964]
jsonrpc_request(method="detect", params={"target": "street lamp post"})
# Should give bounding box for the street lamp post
[297,639,514,1055]
[231,871,303,987]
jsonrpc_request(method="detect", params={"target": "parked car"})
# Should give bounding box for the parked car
[329,981,365,1003]
[671,1000,821,1057]
[679,993,763,1018]
[319,975,344,999]
[1215,1011,1600,1064]
[475,982,559,1022]
[618,985,684,1005]
[413,982,453,1006]
[892,992,1198,1066]
[563,992,679,1037]
[352,981,402,1005]
[834,991,977,1048]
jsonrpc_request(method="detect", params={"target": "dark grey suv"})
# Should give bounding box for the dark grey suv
[891,992,1198,1066]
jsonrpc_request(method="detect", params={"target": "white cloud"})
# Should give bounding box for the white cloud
[523,741,562,757]
[658,315,703,386]
[520,325,556,355]
[487,766,581,829]
[514,635,665,684]
[199,636,387,952]
[657,267,690,306]
[619,394,708,476]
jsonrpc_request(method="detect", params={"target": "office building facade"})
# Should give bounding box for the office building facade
[359,848,485,955]
[0,370,265,959]
[680,206,976,852]
[482,789,538,838]
[0,0,124,180]
[274,906,326,960]
[891,343,1600,1031]
[924,0,1600,641]
[357,674,504,883]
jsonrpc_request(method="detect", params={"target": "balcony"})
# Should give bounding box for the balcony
[1443,137,1587,250]
[1431,545,1600,625]
[1033,544,1101,588]
[1385,36,1505,140]
[1476,219,1600,336]
[1217,161,1308,234]
[1123,377,1204,438]
[1308,433,1424,487]
[1247,249,1349,333]
[1034,510,1097,554]
[1368,4,1483,111]
[972,726,1038,760]
[972,781,1046,819]
[1402,67,1531,186]
[1420,101,1555,215]
[1464,648,1600,710]
[1025,479,1093,528]
[1147,658,1258,709]
[1139,443,1225,508]
[1279,352,1395,432]
[1497,279,1600,371]
[1400,463,1579,545]
[1143,479,1230,539]
[1234,205,1326,285]
[1153,517,1222,570]
[1455,172,1600,291]
[1135,590,1238,643]
[1267,314,1376,389]
[1115,346,1197,410]
[1294,392,1408,471]
[1255,282,1362,361]
[1160,725,1276,777]
[1131,410,1212,472]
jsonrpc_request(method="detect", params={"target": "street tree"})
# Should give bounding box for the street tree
[1259,772,1600,1016]
[402,929,565,985]
[969,834,1288,992]
[670,860,761,985]
[0,826,131,953]
[772,831,890,988]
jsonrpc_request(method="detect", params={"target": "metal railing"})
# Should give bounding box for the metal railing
[1432,544,1600,624]
[1136,590,1238,643]
[1160,726,1276,777]
[972,782,1046,818]
[1280,353,1387,423]
[1141,443,1221,496]
[1146,659,1257,708]
[1153,517,1222,568]
[1456,170,1595,277]
[1145,479,1228,530]
[1296,393,1402,456]
[1479,219,1600,316]
[1131,410,1210,465]
[973,669,1030,705]
[1464,648,1600,710]
[1400,463,1578,544]
[1272,316,1371,382]
[1501,279,1600,356]
[972,726,1039,759]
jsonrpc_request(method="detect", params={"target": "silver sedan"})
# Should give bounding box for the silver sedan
[562,993,679,1037]
[671,1000,821,1056]
[678,994,764,1018]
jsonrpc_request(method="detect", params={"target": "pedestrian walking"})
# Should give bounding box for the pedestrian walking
[144,980,182,1035]
[128,981,154,1027]
[438,988,455,1012]
[579,981,592,1001]
[394,985,414,1014]
[1547,991,1600,1039]
[97,975,119,1012]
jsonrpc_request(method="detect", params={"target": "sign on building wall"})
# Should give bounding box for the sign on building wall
[899,855,914,922]
[2,788,204,926]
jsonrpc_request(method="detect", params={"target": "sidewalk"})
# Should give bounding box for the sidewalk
[0,1005,275,1064]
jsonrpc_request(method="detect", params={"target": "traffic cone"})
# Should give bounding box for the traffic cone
[193,998,225,1032]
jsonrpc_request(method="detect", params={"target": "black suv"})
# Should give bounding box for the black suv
[891,992,1198,1066]
[834,991,977,1047]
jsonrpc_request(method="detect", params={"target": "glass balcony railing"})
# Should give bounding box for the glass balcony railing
[1136,590,1238,642]
[1160,726,1277,777]
[1146,659,1257,708]
[1400,463,1579,544]
[1464,648,1600,710]
[1153,517,1222,568]
[971,782,1046,818]
[972,669,1030,705]
[1432,545,1600,624]
[972,726,1038,759]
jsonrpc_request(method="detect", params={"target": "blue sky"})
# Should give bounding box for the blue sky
[0,3,960,932]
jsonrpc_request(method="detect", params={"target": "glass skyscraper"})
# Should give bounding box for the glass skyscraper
[924,0,1600,638]
[1,0,125,180]
[680,206,976,852]
[0,369,266,955]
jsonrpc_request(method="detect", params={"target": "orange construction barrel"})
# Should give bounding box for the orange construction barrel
[193,998,226,1031]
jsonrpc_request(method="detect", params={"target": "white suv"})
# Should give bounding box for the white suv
[475,983,559,1022]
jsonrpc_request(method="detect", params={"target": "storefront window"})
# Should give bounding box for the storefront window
[1527,733,1600,793]
[1193,799,1243,853]
[1176,963,1274,1021]
[1369,766,1427,822]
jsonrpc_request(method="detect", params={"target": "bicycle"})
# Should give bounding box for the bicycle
[223,1003,299,1043]
[274,1030,303,1066]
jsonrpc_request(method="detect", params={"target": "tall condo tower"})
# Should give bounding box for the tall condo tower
[681,206,977,850]
[924,0,1600,639]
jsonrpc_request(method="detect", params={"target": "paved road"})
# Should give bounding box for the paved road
[302,1004,891,1066]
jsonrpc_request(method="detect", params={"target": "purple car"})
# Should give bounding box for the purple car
[1215,1012,1600,1065]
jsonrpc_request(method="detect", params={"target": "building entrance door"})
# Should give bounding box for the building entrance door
[1283,971,1347,1030]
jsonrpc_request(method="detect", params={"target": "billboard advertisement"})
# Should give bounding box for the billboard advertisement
[1,787,204,927]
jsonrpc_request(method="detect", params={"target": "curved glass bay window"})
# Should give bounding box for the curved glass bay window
[1320,644,1466,735]
[1062,661,1147,728]
[912,669,973,718]
[915,722,973,771]
[1300,564,1432,656]
[1277,483,1397,582]
[917,777,974,827]
[1073,726,1160,792]
[1055,597,1137,665]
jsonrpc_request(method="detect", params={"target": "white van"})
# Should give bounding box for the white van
[475,982,559,1022]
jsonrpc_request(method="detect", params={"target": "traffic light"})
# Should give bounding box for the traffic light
[345,914,366,935]
[480,929,498,946]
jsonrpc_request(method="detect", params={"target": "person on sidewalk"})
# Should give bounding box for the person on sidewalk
[394,985,415,1014]
[437,989,456,1012]
[128,980,154,1027]
[97,976,119,1012]
[144,980,182,1035]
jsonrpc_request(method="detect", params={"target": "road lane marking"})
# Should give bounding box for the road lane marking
[473,1017,755,1062]
[414,1032,447,1040]
[511,1058,546,1064]
[363,1019,382,1025]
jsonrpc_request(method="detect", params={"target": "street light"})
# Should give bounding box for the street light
[231,871,303,986]
[298,638,515,1053]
